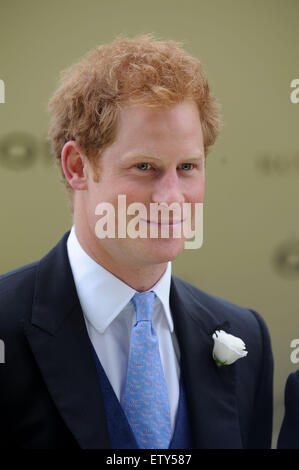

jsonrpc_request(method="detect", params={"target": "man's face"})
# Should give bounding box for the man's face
[83,99,205,268]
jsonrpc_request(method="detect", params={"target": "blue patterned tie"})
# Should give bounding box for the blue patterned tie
[122,291,172,449]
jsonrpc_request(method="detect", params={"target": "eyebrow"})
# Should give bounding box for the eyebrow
[120,151,204,163]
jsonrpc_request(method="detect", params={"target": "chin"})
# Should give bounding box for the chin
[139,237,186,263]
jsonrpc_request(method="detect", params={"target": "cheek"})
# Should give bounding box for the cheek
[187,179,205,203]
[121,182,151,203]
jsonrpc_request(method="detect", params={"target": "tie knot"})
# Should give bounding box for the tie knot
[132,291,156,322]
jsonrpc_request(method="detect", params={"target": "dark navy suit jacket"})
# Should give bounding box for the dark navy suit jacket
[277,370,299,449]
[0,231,273,448]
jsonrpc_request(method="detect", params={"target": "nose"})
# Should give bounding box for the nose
[151,169,185,205]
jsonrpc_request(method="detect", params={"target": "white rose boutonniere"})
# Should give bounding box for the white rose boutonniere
[212,330,248,367]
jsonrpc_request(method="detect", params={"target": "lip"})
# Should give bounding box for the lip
[140,219,185,226]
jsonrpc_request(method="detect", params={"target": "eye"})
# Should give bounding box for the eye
[136,163,153,171]
[180,163,194,171]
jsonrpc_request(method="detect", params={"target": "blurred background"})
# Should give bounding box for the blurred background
[0,0,298,447]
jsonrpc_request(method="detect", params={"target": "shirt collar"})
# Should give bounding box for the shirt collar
[67,226,173,334]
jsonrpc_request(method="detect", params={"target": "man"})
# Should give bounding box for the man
[0,35,273,449]
[277,370,299,448]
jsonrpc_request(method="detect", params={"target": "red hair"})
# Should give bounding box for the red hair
[48,34,222,198]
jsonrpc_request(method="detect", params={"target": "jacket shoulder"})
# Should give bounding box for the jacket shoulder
[0,262,38,331]
[171,275,270,340]
[0,262,37,290]
[286,370,299,394]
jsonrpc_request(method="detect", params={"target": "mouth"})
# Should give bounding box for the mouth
[140,219,185,226]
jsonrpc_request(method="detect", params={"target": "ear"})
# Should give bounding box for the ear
[61,141,89,190]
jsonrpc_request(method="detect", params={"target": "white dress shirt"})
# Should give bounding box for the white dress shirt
[66,225,181,433]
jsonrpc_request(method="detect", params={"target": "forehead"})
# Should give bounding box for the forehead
[101,101,204,167]
[117,100,201,133]
[103,100,204,160]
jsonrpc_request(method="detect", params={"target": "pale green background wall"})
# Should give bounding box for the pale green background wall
[0,0,298,447]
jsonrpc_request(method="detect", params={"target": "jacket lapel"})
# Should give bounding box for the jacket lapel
[170,276,243,449]
[23,232,110,449]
